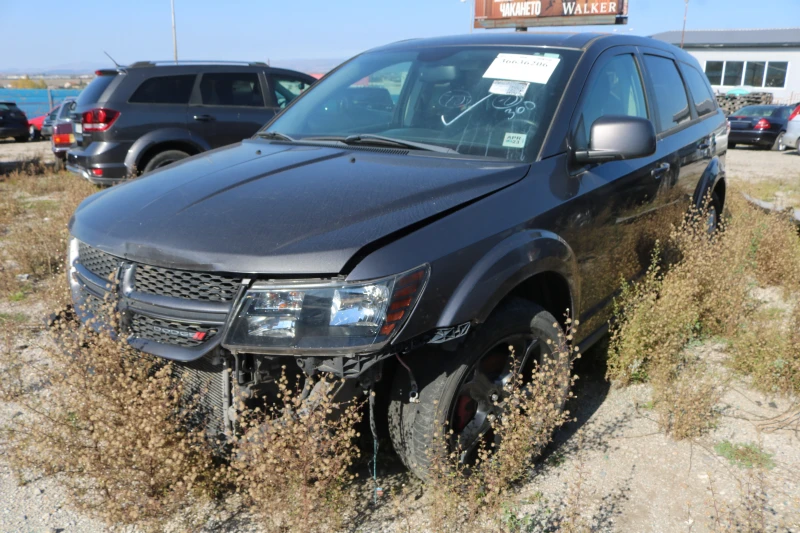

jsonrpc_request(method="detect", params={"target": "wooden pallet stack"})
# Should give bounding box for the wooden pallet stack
[715,92,774,115]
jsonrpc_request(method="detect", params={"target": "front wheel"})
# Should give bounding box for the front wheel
[388,299,569,480]
[727,142,736,149]
[771,132,786,152]
[28,125,39,141]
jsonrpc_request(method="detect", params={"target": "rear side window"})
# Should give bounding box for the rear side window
[0,103,20,111]
[271,75,312,109]
[129,75,195,104]
[58,100,76,118]
[76,74,116,106]
[682,65,717,117]
[575,54,648,150]
[199,73,263,107]
[644,55,691,132]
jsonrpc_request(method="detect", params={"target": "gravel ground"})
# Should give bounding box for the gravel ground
[0,142,798,532]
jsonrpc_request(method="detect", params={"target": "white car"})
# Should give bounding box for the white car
[785,106,800,150]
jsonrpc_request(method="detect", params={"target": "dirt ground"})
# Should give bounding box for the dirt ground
[0,141,798,533]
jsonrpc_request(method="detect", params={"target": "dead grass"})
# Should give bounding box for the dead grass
[0,166,96,302]
[609,191,800,437]
[422,320,577,532]
[0,309,222,529]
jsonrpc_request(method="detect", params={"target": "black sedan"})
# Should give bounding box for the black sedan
[727,104,795,151]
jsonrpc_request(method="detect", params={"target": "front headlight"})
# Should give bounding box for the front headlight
[223,265,429,354]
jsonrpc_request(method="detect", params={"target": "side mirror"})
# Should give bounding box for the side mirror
[574,115,656,164]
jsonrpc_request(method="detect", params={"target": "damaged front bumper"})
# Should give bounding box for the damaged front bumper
[66,239,454,436]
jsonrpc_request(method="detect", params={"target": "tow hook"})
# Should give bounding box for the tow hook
[395,353,420,403]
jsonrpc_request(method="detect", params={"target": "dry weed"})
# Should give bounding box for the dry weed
[229,373,363,532]
[610,191,800,437]
[0,308,221,529]
[423,320,577,532]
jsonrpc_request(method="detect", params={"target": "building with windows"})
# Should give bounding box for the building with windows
[651,28,800,103]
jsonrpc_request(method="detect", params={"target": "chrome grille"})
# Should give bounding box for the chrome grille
[129,315,219,347]
[135,265,242,302]
[78,242,120,280]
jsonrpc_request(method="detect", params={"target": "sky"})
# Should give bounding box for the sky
[2,0,800,72]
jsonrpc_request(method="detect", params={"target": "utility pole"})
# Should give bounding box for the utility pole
[680,0,689,49]
[461,0,474,34]
[171,0,178,63]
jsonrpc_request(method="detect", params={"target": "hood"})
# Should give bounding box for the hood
[70,139,529,274]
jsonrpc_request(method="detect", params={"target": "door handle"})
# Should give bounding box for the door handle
[193,114,215,122]
[651,162,670,179]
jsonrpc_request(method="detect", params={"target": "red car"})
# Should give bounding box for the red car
[27,107,57,141]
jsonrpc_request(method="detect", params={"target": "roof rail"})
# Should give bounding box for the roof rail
[127,60,269,68]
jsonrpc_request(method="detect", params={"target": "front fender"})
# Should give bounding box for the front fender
[692,155,725,207]
[124,128,210,173]
[438,229,579,327]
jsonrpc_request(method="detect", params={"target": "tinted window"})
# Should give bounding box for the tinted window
[272,75,312,109]
[683,65,716,117]
[743,62,765,87]
[644,55,691,132]
[723,61,743,86]
[766,62,788,88]
[575,54,648,150]
[732,105,777,117]
[129,75,195,104]
[705,61,723,85]
[199,73,263,107]
[57,100,76,118]
[0,103,20,111]
[77,74,116,106]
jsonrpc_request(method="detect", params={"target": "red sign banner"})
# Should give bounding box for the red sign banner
[475,0,628,29]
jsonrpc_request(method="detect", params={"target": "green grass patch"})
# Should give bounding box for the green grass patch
[714,440,774,470]
[0,312,28,324]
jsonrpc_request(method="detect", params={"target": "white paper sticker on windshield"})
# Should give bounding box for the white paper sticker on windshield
[489,80,530,96]
[503,132,527,148]
[483,54,561,85]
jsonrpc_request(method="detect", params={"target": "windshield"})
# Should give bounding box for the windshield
[263,46,580,161]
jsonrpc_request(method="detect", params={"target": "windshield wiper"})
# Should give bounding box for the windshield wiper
[257,131,295,142]
[343,134,459,154]
[302,134,458,154]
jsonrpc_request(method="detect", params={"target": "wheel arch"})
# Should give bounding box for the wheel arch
[438,229,580,329]
[693,155,726,211]
[124,128,209,174]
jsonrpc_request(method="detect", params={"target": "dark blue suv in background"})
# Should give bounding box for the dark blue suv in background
[67,61,315,185]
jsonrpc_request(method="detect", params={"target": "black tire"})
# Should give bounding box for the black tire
[705,191,723,235]
[141,150,190,174]
[771,132,786,152]
[727,142,736,149]
[388,299,568,480]
[14,135,27,143]
[28,125,39,142]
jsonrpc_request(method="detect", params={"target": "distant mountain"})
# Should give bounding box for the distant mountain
[1,57,347,77]
[0,61,112,76]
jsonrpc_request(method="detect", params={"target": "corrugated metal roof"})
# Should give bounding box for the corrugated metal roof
[651,28,800,48]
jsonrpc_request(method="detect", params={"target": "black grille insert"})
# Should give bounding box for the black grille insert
[78,242,120,280]
[129,315,219,347]
[135,265,242,302]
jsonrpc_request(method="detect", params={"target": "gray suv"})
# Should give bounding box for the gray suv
[66,61,315,185]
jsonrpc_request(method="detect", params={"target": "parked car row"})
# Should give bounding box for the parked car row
[66,33,729,480]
